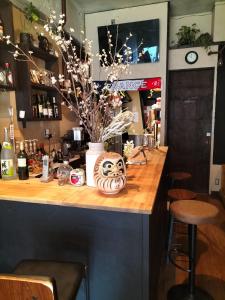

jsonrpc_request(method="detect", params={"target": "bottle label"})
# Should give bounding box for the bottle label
[2,142,12,150]
[48,108,53,117]
[18,158,27,167]
[1,159,14,177]
[38,104,43,113]
[43,108,48,116]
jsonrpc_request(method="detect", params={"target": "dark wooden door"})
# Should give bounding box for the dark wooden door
[167,69,214,192]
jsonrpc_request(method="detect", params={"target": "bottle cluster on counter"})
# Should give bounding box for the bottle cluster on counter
[32,94,59,119]
[0,128,85,186]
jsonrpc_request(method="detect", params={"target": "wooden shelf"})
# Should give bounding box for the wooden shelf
[31,83,56,92]
[0,84,16,91]
[29,45,58,62]
[26,116,62,121]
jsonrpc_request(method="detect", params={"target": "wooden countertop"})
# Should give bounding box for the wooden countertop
[0,147,167,214]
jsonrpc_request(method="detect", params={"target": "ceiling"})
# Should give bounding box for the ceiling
[74,0,223,16]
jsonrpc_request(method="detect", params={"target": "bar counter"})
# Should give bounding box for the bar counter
[0,147,167,214]
[0,147,168,300]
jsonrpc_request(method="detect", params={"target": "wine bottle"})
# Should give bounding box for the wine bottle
[37,94,43,118]
[32,94,38,118]
[5,63,13,86]
[47,97,53,118]
[1,127,16,180]
[0,64,6,86]
[17,141,29,180]
[43,95,48,119]
[0,15,4,40]
[52,97,59,118]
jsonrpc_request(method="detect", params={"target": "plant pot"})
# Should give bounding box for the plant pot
[20,32,32,44]
[85,142,105,187]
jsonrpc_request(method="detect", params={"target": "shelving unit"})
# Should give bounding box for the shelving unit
[0,0,16,92]
[16,42,62,124]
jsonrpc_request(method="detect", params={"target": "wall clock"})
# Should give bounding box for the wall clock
[185,51,198,64]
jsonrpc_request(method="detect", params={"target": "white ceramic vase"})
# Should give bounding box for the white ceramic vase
[86,142,105,187]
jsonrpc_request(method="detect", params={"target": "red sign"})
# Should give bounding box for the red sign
[139,77,161,90]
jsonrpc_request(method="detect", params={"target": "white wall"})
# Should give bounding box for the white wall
[85,2,169,144]
[213,1,225,42]
[65,0,85,41]
[169,45,221,193]
[169,12,212,47]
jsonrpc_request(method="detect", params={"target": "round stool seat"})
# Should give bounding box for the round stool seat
[168,188,197,201]
[169,172,192,181]
[170,200,219,225]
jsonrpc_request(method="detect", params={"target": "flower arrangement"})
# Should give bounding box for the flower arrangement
[4,11,140,143]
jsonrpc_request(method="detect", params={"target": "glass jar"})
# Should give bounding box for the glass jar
[57,160,73,186]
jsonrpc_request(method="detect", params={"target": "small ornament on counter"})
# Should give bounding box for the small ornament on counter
[57,159,73,186]
[70,168,85,186]
[40,155,53,182]
[94,152,126,195]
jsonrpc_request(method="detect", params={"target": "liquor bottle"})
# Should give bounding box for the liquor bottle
[0,15,4,40]
[1,127,16,180]
[32,94,38,118]
[8,106,15,153]
[37,94,43,118]
[5,63,13,86]
[52,97,59,118]
[17,141,29,180]
[47,97,53,118]
[42,95,48,119]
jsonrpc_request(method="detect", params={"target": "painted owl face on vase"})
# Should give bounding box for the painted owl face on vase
[94,152,126,194]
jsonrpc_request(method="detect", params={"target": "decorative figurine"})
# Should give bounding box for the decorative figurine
[94,152,126,195]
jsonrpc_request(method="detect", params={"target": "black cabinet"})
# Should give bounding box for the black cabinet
[16,42,62,123]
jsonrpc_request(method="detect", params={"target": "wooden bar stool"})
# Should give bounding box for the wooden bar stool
[168,188,197,202]
[167,200,219,300]
[0,260,89,300]
[167,188,197,263]
[169,172,192,188]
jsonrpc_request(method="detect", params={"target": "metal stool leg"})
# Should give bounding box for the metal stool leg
[167,213,174,263]
[167,224,214,300]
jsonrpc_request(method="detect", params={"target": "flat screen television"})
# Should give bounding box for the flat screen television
[98,19,160,65]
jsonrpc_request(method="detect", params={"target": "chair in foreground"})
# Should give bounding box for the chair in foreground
[0,260,89,300]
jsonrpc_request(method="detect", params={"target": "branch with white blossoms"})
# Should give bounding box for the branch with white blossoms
[101,111,134,142]
[3,10,141,143]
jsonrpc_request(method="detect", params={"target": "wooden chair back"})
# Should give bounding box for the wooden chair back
[0,274,55,300]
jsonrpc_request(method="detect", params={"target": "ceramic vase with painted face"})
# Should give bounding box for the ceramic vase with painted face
[94,152,126,195]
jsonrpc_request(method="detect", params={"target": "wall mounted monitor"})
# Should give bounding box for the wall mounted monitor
[98,19,160,65]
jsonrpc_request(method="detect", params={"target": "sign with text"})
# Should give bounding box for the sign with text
[110,77,161,91]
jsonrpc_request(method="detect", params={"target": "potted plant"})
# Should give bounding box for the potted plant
[20,2,41,44]
[176,23,200,47]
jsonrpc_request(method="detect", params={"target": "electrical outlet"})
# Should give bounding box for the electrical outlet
[215,178,220,185]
